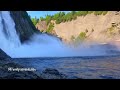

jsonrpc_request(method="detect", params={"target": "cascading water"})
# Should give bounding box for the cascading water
[0,11,119,58]
[0,11,21,53]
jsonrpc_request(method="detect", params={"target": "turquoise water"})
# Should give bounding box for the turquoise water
[13,55,120,79]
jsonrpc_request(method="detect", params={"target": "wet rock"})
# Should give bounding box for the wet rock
[43,68,60,75]
[41,68,68,79]
[0,52,42,79]
[100,75,114,79]
[0,62,42,79]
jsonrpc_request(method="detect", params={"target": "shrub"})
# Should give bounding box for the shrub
[75,32,86,42]
[102,11,108,15]
[88,11,94,14]
[107,26,116,36]
[94,11,103,15]
[31,17,39,26]
[78,32,86,39]
[45,15,52,25]
[40,17,45,21]
[46,23,54,33]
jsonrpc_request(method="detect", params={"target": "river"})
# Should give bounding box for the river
[12,55,120,79]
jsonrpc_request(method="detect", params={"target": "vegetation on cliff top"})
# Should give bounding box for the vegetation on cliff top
[30,16,39,26]
[31,11,108,25]
[30,11,108,34]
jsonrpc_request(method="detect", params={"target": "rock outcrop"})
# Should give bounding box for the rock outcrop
[0,49,42,79]
[0,60,42,79]
[10,11,37,43]
[41,68,67,79]
[36,21,57,36]
[52,11,120,43]
[36,20,47,32]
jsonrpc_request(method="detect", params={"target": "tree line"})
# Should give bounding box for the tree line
[30,11,108,26]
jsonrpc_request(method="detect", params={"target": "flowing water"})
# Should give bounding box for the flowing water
[13,56,120,79]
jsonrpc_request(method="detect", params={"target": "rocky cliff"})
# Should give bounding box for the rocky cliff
[36,11,120,44]
[36,20,57,36]
[10,11,37,43]
[53,11,120,43]
[36,20,47,32]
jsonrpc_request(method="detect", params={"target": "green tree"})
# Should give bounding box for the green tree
[45,15,52,25]
[40,17,45,21]
[31,16,39,25]
[88,11,94,14]
[35,11,108,25]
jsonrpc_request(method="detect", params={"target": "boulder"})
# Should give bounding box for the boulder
[43,68,60,75]
[41,68,67,79]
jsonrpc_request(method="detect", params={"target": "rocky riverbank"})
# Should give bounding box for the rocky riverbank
[0,49,68,79]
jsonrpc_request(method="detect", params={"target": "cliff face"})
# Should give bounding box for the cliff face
[36,21,47,32]
[10,11,37,43]
[36,20,57,36]
[53,11,120,43]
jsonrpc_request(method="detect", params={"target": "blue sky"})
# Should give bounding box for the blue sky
[27,11,70,18]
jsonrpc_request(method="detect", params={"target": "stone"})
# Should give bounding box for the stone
[42,68,67,79]
[43,68,60,75]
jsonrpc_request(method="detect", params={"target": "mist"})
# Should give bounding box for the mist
[5,33,119,58]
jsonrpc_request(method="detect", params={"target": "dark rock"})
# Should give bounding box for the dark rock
[42,68,67,79]
[0,59,43,79]
[0,49,11,59]
[43,68,60,75]
[10,11,39,43]
[0,53,42,79]
[100,75,114,79]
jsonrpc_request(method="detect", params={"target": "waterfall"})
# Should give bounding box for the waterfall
[0,11,21,53]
